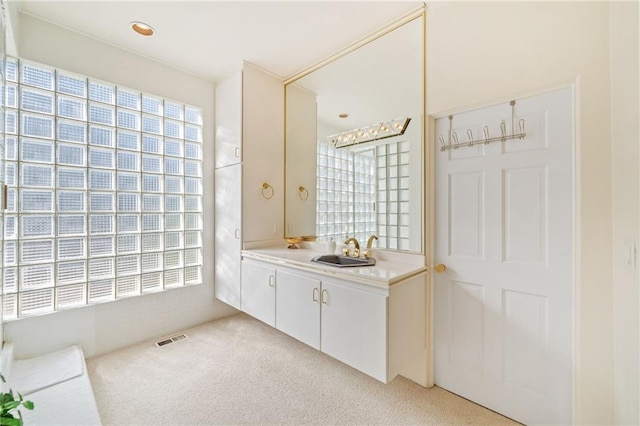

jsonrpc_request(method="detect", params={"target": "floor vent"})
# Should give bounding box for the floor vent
[155,333,188,347]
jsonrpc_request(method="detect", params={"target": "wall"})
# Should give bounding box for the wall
[610,1,640,424]
[426,2,614,424]
[3,0,20,56]
[5,13,236,359]
[240,62,285,243]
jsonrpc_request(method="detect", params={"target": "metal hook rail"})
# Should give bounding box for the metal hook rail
[439,100,526,152]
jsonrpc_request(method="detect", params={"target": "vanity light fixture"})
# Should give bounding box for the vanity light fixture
[131,21,155,36]
[327,117,411,149]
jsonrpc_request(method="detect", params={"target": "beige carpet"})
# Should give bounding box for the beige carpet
[86,313,517,425]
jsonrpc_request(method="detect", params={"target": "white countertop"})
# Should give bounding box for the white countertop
[241,244,427,287]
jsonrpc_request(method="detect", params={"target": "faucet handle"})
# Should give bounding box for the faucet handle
[343,237,361,257]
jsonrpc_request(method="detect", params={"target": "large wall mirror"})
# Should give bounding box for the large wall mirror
[285,11,424,253]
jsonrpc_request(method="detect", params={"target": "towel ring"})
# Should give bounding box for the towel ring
[298,186,309,201]
[261,182,274,200]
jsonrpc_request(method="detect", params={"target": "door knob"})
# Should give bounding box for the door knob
[434,264,447,273]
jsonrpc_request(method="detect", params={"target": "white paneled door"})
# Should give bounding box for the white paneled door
[434,88,573,425]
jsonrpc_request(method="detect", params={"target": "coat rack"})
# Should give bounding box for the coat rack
[439,100,526,152]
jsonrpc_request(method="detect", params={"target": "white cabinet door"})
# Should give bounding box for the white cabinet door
[320,279,388,382]
[275,268,321,349]
[241,259,276,326]
[214,164,242,309]
[214,70,242,169]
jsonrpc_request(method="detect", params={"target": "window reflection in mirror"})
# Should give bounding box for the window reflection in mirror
[285,12,424,253]
[316,114,422,251]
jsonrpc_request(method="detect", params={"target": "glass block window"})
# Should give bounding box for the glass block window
[4,57,204,319]
[375,141,412,251]
[316,140,411,250]
[316,142,375,245]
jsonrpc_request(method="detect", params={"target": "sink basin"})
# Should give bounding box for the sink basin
[311,254,376,268]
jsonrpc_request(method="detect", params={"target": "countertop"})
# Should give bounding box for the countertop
[241,245,427,287]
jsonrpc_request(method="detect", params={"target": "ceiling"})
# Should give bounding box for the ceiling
[16,0,423,81]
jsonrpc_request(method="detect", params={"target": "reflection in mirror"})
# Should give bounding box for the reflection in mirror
[286,12,424,253]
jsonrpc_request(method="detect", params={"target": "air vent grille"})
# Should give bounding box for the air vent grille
[155,333,188,347]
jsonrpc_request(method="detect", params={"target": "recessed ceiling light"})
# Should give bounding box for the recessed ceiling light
[338,113,349,119]
[131,21,155,37]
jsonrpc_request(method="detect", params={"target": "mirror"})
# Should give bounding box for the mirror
[285,12,424,253]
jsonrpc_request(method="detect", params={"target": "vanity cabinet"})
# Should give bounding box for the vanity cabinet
[320,278,387,382]
[214,71,242,169]
[275,268,321,349]
[276,266,387,381]
[241,259,276,327]
[214,62,284,309]
[214,163,242,308]
[243,255,427,385]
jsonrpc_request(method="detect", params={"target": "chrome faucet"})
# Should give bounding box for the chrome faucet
[343,237,360,258]
[363,235,378,259]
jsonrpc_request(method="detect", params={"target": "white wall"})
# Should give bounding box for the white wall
[3,0,20,56]
[5,14,236,359]
[610,1,640,424]
[426,2,615,424]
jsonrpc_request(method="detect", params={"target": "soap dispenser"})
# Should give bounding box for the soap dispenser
[326,238,336,254]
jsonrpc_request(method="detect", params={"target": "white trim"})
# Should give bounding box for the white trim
[428,80,578,119]
[571,76,581,425]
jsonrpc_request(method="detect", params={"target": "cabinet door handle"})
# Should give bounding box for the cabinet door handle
[312,287,319,302]
[268,275,275,288]
[234,146,240,158]
[321,289,328,305]
[234,229,240,239]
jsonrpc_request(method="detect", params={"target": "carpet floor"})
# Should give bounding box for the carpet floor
[86,313,518,425]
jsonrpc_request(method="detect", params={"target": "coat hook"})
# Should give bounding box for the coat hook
[439,100,526,152]
[466,129,474,147]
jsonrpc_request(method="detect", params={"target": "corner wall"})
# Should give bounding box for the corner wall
[426,2,614,423]
[3,0,20,56]
[610,1,640,424]
[5,14,236,359]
